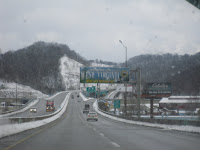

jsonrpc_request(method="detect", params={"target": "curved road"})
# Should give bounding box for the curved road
[0,92,68,125]
[0,92,200,150]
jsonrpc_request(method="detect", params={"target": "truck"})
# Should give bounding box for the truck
[83,104,90,113]
[46,100,55,112]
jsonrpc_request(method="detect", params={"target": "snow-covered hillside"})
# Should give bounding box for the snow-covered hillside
[59,56,118,90]
[0,81,47,99]
[91,62,112,67]
[60,55,83,90]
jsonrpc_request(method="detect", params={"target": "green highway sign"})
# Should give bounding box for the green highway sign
[114,100,120,108]
[87,86,95,93]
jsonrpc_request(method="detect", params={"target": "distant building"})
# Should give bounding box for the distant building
[1,102,6,107]
[159,96,200,111]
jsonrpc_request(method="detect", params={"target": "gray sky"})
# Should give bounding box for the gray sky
[0,0,200,62]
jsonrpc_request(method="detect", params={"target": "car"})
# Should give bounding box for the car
[87,112,98,121]
[83,108,89,113]
[30,108,37,113]
[83,104,90,113]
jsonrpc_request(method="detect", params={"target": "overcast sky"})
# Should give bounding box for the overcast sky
[0,0,200,62]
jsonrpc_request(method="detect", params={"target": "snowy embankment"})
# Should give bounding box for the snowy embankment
[45,91,67,100]
[93,100,200,133]
[0,81,48,99]
[60,56,83,90]
[0,93,71,138]
[79,92,93,101]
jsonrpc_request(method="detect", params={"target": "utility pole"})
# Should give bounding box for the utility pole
[16,82,17,109]
[137,68,141,118]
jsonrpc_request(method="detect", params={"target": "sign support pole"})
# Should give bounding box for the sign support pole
[96,82,99,100]
[150,97,154,119]
[124,82,127,116]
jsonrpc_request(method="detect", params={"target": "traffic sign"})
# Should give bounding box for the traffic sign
[87,86,95,93]
[114,100,120,108]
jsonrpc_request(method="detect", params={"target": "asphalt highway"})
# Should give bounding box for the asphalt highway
[0,92,68,125]
[0,92,200,150]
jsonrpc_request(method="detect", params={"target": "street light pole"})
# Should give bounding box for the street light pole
[119,40,128,116]
[119,40,127,67]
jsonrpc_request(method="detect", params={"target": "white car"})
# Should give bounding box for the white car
[30,108,37,113]
[87,112,98,121]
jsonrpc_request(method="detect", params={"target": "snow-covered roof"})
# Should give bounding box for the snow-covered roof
[159,96,200,104]
[169,96,200,99]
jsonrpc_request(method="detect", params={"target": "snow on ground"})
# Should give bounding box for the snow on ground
[91,62,112,67]
[0,93,71,138]
[79,92,93,101]
[93,100,200,133]
[0,81,47,99]
[45,91,67,100]
[60,55,83,90]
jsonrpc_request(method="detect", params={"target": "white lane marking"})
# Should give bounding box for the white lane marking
[93,128,96,131]
[110,142,120,148]
[99,133,104,137]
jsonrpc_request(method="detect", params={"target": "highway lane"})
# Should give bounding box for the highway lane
[0,94,117,150]
[78,99,200,150]
[0,92,68,126]
[0,94,200,150]
[7,91,68,117]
